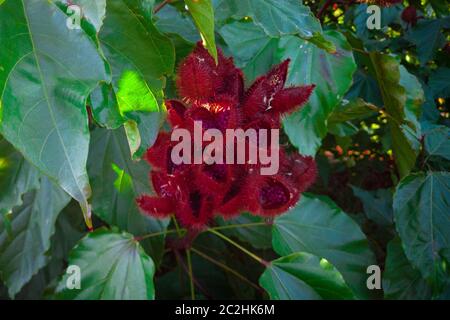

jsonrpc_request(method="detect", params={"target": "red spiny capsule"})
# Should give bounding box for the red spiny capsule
[138,42,317,230]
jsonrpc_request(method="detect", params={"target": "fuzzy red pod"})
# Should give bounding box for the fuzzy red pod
[138,43,317,230]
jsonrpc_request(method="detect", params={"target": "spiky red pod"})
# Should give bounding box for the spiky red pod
[136,195,173,218]
[138,43,317,230]
[271,85,315,114]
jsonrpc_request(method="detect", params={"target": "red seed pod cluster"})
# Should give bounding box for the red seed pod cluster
[137,43,317,230]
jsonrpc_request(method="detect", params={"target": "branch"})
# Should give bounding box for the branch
[154,0,171,14]
[317,0,334,19]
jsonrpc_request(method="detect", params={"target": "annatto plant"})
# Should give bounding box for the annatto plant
[0,0,449,301]
[137,43,316,236]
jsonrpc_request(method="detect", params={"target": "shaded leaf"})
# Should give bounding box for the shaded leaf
[369,53,422,178]
[393,172,450,283]
[424,125,450,161]
[429,68,450,99]
[55,228,155,300]
[328,99,378,123]
[383,237,432,300]
[259,252,355,300]
[215,213,272,249]
[272,194,376,299]
[352,186,394,227]
[0,138,40,218]
[281,31,356,155]
[0,177,70,298]
[88,127,168,264]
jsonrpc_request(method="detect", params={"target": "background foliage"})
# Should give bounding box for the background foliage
[0,0,449,300]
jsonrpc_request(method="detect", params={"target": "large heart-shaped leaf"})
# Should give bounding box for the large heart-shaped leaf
[0,177,70,298]
[259,252,355,300]
[88,127,168,264]
[393,172,450,283]
[281,31,357,156]
[0,0,109,226]
[55,228,155,300]
[220,21,280,83]
[382,237,432,300]
[424,126,450,161]
[215,0,324,42]
[272,194,377,299]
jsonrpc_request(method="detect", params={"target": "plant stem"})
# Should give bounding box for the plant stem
[191,247,262,292]
[186,249,195,300]
[211,221,267,231]
[135,228,181,241]
[207,229,268,266]
[317,0,334,19]
[154,0,171,14]
[136,221,268,241]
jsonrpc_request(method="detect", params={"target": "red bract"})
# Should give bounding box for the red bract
[401,6,421,27]
[137,43,316,230]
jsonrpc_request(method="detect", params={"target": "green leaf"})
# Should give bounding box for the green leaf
[369,53,421,178]
[60,0,106,32]
[15,201,85,299]
[55,228,155,299]
[429,68,450,99]
[281,31,357,155]
[328,99,378,123]
[0,177,70,298]
[406,18,450,66]
[272,194,376,299]
[87,127,168,264]
[0,0,109,227]
[424,126,450,161]
[393,172,450,283]
[99,0,174,156]
[89,83,123,129]
[216,0,324,43]
[117,70,159,116]
[220,21,279,83]
[0,138,40,218]
[382,237,432,300]
[220,21,272,67]
[215,213,272,249]
[259,252,355,300]
[351,186,394,227]
[155,5,200,43]
[185,0,217,63]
